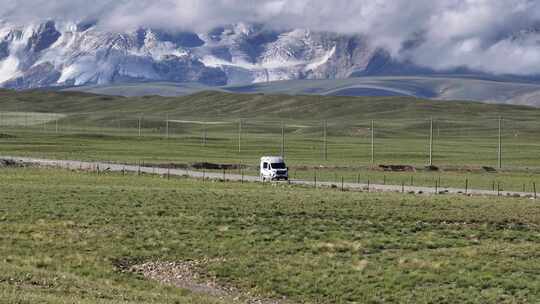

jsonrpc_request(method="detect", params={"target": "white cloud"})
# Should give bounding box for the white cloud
[2,0,540,75]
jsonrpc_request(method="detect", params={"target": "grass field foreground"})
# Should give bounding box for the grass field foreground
[2,167,540,303]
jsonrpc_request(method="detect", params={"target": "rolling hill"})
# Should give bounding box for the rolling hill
[64,76,540,107]
[3,88,539,122]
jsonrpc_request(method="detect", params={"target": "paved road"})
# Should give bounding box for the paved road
[2,156,537,199]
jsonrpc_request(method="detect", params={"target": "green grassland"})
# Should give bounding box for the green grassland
[0,89,540,191]
[2,168,540,303]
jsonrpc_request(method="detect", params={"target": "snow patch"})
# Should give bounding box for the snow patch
[305,46,336,71]
[0,57,20,83]
[58,64,81,83]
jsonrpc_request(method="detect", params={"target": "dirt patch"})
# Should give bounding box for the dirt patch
[379,165,416,172]
[482,166,498,173]
[118,259,287,304]
[444,165,498,173]
[146,162,248,170]
[151,163,190,169]
[131,261,232,298]
[192,162,247,170]
[0,133,16,139]
[0,159,25,168]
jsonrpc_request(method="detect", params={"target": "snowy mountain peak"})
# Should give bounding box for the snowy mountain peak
[0,20,381,89]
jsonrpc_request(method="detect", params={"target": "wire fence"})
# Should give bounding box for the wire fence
[0,112,539,170]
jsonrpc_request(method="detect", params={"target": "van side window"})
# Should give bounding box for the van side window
[263,162,268,169]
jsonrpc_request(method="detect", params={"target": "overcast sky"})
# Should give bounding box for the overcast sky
[2,0,540,75]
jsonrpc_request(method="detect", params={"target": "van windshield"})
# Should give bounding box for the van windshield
[271,163,286,169]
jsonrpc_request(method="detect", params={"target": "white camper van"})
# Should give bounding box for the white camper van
[260,156,289,181]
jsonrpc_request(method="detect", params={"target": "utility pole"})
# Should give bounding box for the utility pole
[429,117,434,166]
[498,116,503,169]
[371,120,375,164]
[281,121,285,157]
[202,122,208,147]
[166,114,169,139]
[138,115,142,138]
[238,119,242,153]
[323,120,328,161]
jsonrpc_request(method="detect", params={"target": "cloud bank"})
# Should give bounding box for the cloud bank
[2,0,540,75]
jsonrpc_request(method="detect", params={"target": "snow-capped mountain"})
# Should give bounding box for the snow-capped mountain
[0,21,380,89]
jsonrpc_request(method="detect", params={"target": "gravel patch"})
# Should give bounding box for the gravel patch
[127,260,288,304]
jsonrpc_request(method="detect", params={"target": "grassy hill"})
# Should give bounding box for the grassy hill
[62,76,540,107]
[1,88,539,121]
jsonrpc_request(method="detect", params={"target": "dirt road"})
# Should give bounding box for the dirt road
[2,156,536,199]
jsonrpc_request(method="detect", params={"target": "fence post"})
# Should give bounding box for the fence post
[465,178,468,194]
[534,182,537,199]
[401,181,405,193]
[314,171,317,188]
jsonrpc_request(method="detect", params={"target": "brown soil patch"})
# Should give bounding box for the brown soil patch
[0,133,16,139]
[0,159,25,168]
[379,164,416,172]
[192,162,247,170]
[148,162,248,170]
